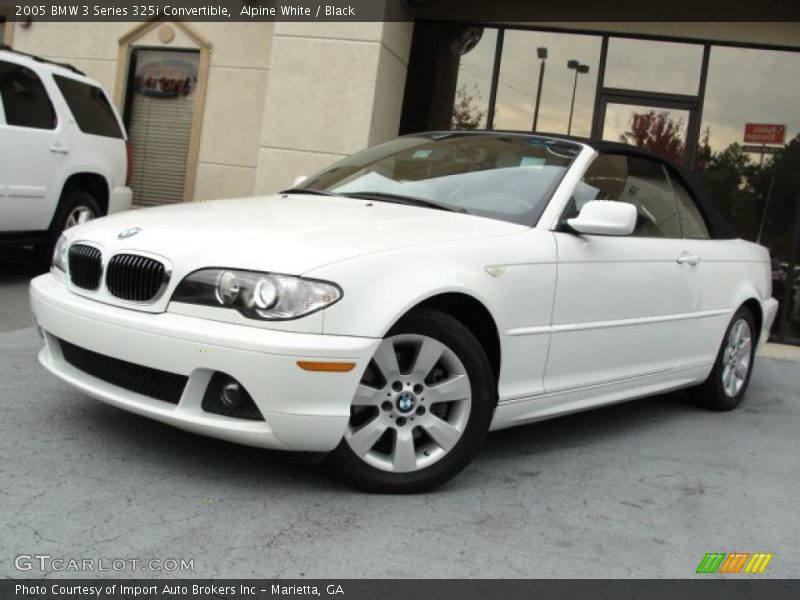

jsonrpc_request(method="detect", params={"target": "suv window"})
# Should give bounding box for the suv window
[0,60,57,129]
[574,154,682,238]
[669,171,710,239]
[53,74,123,139]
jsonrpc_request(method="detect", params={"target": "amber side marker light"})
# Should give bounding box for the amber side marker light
[297,361,356,372]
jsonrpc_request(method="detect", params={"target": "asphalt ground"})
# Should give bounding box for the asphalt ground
[1,250,798,578]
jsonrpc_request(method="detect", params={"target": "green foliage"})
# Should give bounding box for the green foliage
[451,84,486,131]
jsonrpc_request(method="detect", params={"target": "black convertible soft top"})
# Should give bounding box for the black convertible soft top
[412,131,738,240]
[588,139,737,240]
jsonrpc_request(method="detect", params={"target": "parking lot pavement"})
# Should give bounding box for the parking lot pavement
[0,251,44,333]
[1,265,798,579]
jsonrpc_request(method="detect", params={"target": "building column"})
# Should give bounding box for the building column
[254,10,414,194]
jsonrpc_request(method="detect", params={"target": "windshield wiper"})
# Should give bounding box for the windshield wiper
[280,188,339,196]
[342,191,465,213]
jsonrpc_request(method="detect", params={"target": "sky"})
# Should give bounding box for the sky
[454,27,800,156]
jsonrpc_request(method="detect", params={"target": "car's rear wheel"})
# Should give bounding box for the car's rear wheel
[689,306,756,411]
[327,308,495,493]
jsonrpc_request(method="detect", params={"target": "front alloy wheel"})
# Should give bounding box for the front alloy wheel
[345,333,472,473]
[327,308,495,492]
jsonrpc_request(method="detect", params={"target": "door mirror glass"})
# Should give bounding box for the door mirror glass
[567,200,637,236]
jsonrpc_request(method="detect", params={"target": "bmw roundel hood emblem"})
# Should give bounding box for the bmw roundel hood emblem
[118,227,142,239]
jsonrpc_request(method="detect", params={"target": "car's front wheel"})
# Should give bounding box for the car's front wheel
[327,308,495,493]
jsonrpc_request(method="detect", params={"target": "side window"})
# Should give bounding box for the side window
[0,60,57,129]
[575,153,682,238]
[670,172,710,239]
[54,75,123,138]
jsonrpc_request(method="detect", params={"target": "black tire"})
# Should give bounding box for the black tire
[326,308,495,493]
[36,189,101,268]
[688,306,757,411]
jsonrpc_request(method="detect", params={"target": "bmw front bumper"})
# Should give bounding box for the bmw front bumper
[30,274,379,452]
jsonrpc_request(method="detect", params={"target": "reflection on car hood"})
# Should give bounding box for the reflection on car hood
[69,194,526,274]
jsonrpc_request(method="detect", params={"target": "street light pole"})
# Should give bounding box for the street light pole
[567,60,590,136]
[532,47,547,132]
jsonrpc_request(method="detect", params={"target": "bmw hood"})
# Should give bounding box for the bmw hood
[67,194,526,275]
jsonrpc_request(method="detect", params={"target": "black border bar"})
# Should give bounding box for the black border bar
[4,579,800,600]
[1,0,799,22]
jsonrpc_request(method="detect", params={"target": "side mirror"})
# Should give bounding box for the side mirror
[567,200,637,236]
[292,175,308,187]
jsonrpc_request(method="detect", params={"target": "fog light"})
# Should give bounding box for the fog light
[220,381,242,407]
[202,372,264,421]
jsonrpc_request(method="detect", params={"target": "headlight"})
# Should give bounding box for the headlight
[172,269,342,320]
[52,235,68,273]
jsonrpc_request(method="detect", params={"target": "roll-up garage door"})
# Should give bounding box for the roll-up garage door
[125,48,199,206]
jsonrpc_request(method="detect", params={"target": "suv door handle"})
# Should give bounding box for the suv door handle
[677,253,700,266]
[49,144,70,155]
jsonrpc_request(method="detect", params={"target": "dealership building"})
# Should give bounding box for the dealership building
[1,6,799,342]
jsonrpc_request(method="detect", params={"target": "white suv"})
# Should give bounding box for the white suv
[0,45,132,262]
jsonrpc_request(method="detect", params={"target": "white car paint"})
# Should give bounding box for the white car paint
[29,141,779,456]
[0,49,131,233]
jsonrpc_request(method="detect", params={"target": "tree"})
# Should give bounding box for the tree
[619,111,686,163]
[698,143,758,238]
[451,84,486,130]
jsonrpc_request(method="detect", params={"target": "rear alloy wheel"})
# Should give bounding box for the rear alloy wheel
[689,306,757,411]
[327,309,494,492]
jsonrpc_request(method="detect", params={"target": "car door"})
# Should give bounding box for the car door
[544,153,700,393]
[667,168,730,366]
[0,59,64,232]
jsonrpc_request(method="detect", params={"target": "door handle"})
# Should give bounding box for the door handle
[677,253,700,266]
[49,144,70,155]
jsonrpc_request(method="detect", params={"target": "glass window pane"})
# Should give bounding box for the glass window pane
[577,154,681,238]
[603,103,690,164]
[670,173,710,239]
[605,38,703,95]
[493,29,601,137]
[451,27,497,130]
[54,75,122,139]
[0,60,56,129]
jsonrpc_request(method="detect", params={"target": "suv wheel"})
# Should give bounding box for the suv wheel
[37,189,101,267]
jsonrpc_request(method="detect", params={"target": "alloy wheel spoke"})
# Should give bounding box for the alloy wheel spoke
[392,429,417,472]
[735,359,749,380]
[422,416,462,452]
[428,374,470,404]
[411,337,445,379]
[739,337,751,357]
[352,384,383,407]
[347,417,386,457]
[372,341,400,379]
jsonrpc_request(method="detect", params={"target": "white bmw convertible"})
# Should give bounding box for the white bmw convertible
[30,132,778,492]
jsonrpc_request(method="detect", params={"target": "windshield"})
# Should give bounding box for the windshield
[297,133,581,226]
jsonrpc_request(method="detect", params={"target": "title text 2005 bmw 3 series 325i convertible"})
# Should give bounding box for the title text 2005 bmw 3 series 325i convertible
[30,132,778,492]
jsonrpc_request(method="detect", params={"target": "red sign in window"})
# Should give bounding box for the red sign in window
[744,123,786,145]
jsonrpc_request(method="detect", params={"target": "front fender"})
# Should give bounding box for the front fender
[306,230,558,400]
